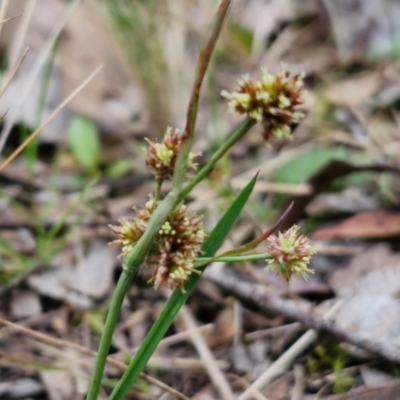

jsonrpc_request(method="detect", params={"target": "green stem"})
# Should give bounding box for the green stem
[85,270,134,399]
[179,118,255,201]
[154,180,162,202]
[195,253,272,266]
[109,274,201,399]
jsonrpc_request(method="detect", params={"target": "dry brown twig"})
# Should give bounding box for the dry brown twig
[291,364,306,400]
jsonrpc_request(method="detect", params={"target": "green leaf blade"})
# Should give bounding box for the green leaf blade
[201,174,258,257]
[67,115,100,172]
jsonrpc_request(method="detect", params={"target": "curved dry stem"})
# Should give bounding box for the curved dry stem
[183,0,231,140]
[173,0,232,187]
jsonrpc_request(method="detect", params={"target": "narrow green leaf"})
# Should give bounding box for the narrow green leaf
[228,22,253,54]
[67,115,100,172]
[272,147,350,184]
[201,175,258,257]
[106,158,133,178]
[109,173,258,399]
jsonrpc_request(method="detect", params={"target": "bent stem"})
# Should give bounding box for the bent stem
[86,269,133,398]
[195,253,272,267]
[179,118,255,201]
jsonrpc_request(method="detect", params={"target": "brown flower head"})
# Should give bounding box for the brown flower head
[109,198,156,256]
[109,199,205,292]
[148,203,205,291]
[221,65,306,142]
[145,127,200,181]
[265,225,316,284]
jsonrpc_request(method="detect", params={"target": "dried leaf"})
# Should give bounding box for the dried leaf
[313,210,400,239]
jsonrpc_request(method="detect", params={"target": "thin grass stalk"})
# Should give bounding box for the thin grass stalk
[196,253,273,266]
[183,0,231,140]
[24,40,59,174]
[174,0,232,185]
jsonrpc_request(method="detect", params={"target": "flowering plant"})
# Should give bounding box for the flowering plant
[87,1,316,398]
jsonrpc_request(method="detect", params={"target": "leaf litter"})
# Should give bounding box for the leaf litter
[2,0,400,399]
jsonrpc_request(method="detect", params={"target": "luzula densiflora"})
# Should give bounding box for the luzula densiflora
[110,65,315,291]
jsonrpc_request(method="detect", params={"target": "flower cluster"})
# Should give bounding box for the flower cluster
[221,65,306,142]
[145,127,200,181]
[109,199,156,257]
[109,199,205,291]
[265,225,316,283]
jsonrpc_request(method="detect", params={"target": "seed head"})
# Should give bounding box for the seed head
[145,127,200,181]
[148,203,205,291]
[265,225,316,284]
[221,65,306,142]
[109,198,156,256]
[109,199,205,292]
